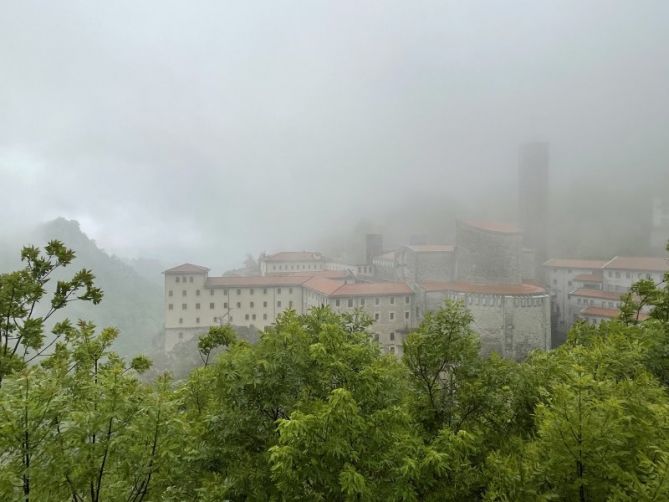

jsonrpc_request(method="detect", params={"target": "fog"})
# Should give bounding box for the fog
[1,1,668,271]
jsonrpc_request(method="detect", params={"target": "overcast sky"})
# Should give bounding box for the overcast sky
[1,1,668,270]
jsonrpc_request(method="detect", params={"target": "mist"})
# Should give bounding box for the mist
[2,0,668,271]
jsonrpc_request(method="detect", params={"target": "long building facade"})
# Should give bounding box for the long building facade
[164,221,552,359]
[544,255,668,337]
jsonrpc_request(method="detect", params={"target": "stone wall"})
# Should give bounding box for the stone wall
[454,221,522,283]
[404,248,454,283]
[425,290,550,360]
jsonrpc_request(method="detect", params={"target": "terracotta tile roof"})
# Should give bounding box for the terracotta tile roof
[164,263,210,274]
[580,306,622,319]
[580,306,649,321]
[374,251,398,262]
[603,256,669,272]
[543,258,608,269]
[272,270,349,279]
[420,281,545,295]
[304,277,413,297]
[303,276,345,296]
[206,275,311,288]
[460,220,521,235]
[333,282,413,297]
[574,273,603,283]
[263,251,323,262]
[405,244,455,253]
[569,288,622,301]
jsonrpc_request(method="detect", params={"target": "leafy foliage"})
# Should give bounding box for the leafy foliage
[1,241,669,500]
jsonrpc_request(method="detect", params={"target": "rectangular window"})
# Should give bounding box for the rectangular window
[277,301,282,308]
[168,290,173,297]
[210,289,214,296]
[263,313,268,320]
[360,298,365,306]
[250,301,255,308]
[390,332,395,341]
[236,302,241,308]
[405,296,410,304]
[375,298,380,306]
[390,297,395,305]
[250,289,254,295]
[263,301,268,308]
[178,317,183,324]
[289,288,293,294]
[389,312,395,320]
[195,303,200,310]
[182,290,187,297]
[168,304,173,310]
[196,289,200,296]
[405,311,409,320]
[347,299,353,307]
[196,317,200,324]
[374,313,380,321]
[176,277,180,283]
[182,303,187,310]
[237,289,242,295]
[335,299,340,307]
[263,288,268,294]
[224,302,228,308]
[245,314,249,320]
[210,302,214,309]
[277,288,282,294]
[252,314,256,320]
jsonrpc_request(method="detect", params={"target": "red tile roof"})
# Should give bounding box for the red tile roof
[574,273,603,283]
[543,258,608,269]
[333,282,413,297]
[206,275,312,288]
[405,244,455,253]
[303,276,344,296]
[263,251,323,262]
[420,281,545,295]
[304,277,413,297]
[460,220,521,235]
[603,256,669,272]
[580,306,649,321]
[569,288,622,301]
[374,251,398,262]
[580,306,622,319]
[164,263,210,274]
[272,270,349,279]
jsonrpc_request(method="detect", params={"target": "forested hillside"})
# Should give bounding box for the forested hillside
[0,219,163,356]
[0,241,668,501]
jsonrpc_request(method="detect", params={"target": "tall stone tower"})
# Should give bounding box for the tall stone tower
[365,234,383,264]
[518,142,549,271]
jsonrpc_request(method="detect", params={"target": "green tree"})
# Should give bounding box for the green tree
[0,241,102,383]
[486,321,669,501]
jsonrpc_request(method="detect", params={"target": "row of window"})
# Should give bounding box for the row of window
[607,270,654,280]
[175,276,194,283]
[176,313,271,325]
[169,287,296,297]
[334,296,410,307]
[576,298,619,308]
[447,293,543,308]
[270,264,319,271]
[169,300,294,311]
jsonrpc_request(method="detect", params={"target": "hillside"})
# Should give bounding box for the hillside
[0,218,164,357]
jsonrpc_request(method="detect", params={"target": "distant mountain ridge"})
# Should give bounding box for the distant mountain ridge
[0,218,164,357]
